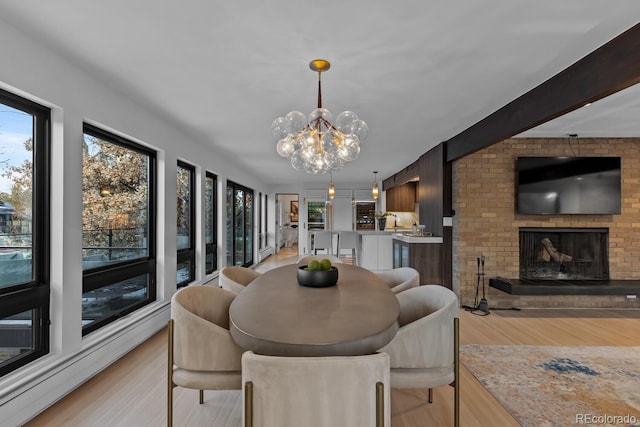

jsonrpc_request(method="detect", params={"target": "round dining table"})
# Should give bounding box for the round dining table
[229,263,400,357]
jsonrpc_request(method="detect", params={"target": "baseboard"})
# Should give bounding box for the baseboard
[258,246,274,262]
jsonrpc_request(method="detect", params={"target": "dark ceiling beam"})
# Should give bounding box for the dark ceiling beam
[445,22,640,162]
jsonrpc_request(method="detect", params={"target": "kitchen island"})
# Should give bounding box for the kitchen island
[392,233,444,285]
[358,231,395,270]
[319,230,444,283]
[357,230,443,271]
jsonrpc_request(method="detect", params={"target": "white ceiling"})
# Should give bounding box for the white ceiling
[1,1,639,186]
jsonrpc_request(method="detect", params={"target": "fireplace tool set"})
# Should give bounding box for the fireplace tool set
[464,255,490,316]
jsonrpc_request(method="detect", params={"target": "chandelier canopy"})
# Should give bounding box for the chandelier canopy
[272,59,368,174]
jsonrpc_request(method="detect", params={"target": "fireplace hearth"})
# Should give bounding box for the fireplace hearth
[519,228,609,280]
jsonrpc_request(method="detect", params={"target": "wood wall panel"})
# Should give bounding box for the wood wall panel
[418,143,445,236]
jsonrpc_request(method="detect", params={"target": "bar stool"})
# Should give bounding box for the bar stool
[312,230,334,255]
[337,231,360,265]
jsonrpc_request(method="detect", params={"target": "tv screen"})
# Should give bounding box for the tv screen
[517,157,621,214]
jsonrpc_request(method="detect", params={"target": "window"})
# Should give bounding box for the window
[0,88,50,376]
[176,161,195,286]
[259,192,269,249]
[205,172,217,274]
[226,181,254,267]
[258,192,262,250]
[82,124,156,335]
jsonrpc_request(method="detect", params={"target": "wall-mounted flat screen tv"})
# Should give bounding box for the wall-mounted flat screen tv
[516,157,621,215]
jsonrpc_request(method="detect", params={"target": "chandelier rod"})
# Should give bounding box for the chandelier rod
[310,59,330,109]
[317,70,322,109]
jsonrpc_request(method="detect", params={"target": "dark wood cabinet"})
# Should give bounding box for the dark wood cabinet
[386,182,417,212]
[393,239,447,287]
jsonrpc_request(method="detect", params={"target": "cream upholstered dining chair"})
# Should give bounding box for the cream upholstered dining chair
[242,351,390,427]
[168,285,245,427]
[375,267,420,294]
[219,266,262,294]
[296,254,343,264]
[378,285,460,426]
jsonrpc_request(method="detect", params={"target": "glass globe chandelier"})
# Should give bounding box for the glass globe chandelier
[272,59,369,174]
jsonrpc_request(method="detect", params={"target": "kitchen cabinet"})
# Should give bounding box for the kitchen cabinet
[386,182,417,212]
[360,234,393,270]
[329,195,353,231]
[393,237,443,285]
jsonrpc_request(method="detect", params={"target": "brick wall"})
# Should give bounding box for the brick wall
[452,137,640,308]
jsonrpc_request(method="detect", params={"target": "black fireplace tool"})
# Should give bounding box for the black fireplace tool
[464,256,490,315]
[463,255,489,316]
[477,256,489,314]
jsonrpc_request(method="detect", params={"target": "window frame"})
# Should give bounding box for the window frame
[258,192,262,250]
[176,160,195,287]
[0,88,51,377]
[81,123,157,336]
[205,171,217,275]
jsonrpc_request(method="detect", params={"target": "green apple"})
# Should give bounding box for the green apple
[308,260,321,271]
[320,258,332,271]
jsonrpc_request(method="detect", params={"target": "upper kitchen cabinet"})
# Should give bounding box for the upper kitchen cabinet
[385,182,417,212]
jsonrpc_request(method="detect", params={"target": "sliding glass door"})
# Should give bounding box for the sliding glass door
[226,181,254,267]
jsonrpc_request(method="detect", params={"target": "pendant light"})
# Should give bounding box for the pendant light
[328,173,335,200]
[372,171,379,200]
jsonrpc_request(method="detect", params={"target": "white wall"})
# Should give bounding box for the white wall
[0,18,269,426]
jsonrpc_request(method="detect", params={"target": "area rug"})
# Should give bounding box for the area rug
[460,345,640,427]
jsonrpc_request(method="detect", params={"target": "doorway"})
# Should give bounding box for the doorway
[275,193,299,256]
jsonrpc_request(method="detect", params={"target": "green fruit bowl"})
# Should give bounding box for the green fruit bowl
[297,265,339,287]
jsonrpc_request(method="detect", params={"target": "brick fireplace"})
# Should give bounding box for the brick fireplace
[452,137,640,309]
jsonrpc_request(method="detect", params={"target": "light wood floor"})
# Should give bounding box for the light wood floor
[25,251,640,426]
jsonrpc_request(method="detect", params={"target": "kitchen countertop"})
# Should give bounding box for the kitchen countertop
[356,229,413,235]
[355,230,443,243]
[391,233,443,244]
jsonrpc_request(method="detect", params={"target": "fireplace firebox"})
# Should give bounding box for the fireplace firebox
[519,228,609,280]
